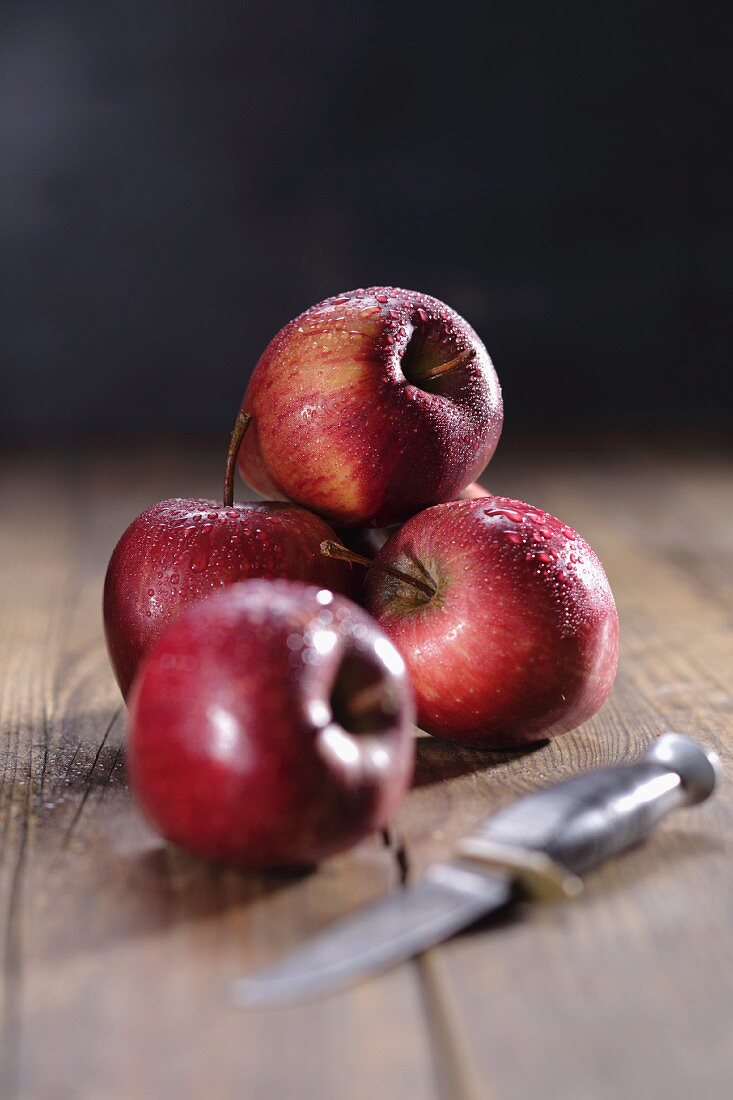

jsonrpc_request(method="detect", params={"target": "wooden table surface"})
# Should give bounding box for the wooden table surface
[1,440,732,1100]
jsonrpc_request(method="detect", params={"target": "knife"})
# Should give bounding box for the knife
[230,732,719,1008]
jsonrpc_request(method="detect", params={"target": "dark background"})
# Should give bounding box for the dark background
[1,1,730,443]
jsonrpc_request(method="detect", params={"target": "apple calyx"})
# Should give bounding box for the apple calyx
[320,540,437,601]
[223,411,252,507]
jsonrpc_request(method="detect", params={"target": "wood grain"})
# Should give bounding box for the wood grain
[1,441,731,1099]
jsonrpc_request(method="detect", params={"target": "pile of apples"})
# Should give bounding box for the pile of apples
[104,287,619,867]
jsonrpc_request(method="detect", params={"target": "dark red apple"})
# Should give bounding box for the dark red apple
[238,288,502,526]
[330,496,619,748]
[104,415,351,698]
[127,580,415,867]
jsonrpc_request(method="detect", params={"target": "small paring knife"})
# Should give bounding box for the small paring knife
[230,733,720,1009]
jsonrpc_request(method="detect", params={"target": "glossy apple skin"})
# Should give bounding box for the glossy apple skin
[238,288,502,526]
[365,497,619,748]
[104,499,351,699]
[127,581,415,867]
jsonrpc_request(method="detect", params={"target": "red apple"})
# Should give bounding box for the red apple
[238,288,502,526]
[127,580,415,867]
[104,415,351,698]
[339,496,619,748]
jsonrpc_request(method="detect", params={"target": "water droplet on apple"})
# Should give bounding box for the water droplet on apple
[190,555,208,573]
[486,508,523,523]
[375,293,388,303]
[504,532,522,544]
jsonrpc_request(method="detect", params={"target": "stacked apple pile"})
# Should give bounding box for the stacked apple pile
[104,287,619,867]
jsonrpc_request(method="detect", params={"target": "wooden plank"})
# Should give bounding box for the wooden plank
[391,447,733,1100]
[0,449,439,1100]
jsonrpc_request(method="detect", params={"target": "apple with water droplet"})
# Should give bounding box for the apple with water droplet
[127,581,415,866]
[238,288,503,526]
[323,496,619,747]
[103,415,351,699]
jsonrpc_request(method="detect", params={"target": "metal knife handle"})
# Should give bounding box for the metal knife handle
[460,733,719,883]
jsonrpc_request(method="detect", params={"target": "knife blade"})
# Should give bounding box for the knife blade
[230,732,719,1008]
[231,865,509,1008]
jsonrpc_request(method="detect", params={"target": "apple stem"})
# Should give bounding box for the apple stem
[320,540,436,601]
[348,681,397,719]
[412,347,476,383]
[223,411,252,507]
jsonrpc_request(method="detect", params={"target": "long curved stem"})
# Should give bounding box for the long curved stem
[320,540,436,601]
